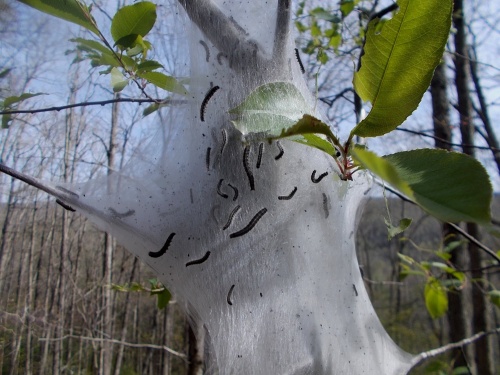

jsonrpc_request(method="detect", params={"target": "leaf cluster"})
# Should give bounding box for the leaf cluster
[112,278,171,310]
[230,0,493,228]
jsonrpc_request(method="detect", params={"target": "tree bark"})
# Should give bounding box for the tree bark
[452,1,494,373]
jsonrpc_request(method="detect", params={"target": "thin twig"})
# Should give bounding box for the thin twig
[39,334,188,361]
[0,98,187,115]
[396,127,499,152]
[378,181,500,264]
[409,327,500,368]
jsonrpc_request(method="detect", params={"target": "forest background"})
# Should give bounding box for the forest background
[0,0,499,374]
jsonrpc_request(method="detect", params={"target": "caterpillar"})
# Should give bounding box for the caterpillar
[322,193,329,219]
[353,284,358,297]
[256,143,264,169]
[274,141,284,160]
[185,251,211,267]
[109,207,135,218]
[228,183,238,201]
[311,170,328,183]
[220,129,227,155]
[243,146,255,190]
[229,208,267,238]
[200,86,220,122]
[294,48,305,74]
[56,199,75,212]
[278,186,297,201]
[206,147,211,171]
[149,233,176,258]
[199,40,210,62]
[227,284,235,306]
[223,205,241,230]
[217,179,229,199]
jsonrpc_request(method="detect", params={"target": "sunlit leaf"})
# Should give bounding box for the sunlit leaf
[137,71,188,95]
[229,82,312,137]
[425,278,448,319]
[18,0,98,34]
[351,0,452,137]
[110,67,128,92]
[111,1,157,44]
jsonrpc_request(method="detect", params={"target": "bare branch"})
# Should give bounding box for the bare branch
[0,98,187,116]
[39,334,188,361]
[378,182,500,264]
[396,127,499,152]
[273,0,291,64]
[409,327,500,368]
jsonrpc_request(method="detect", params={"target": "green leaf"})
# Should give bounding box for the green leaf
[229,82,312,138]
[3,93,45,108]
[110,67,128,92]
[384,217,412,239]
[425,278,448,319]
[488,290,500,308]
[137,60,164,73]
[2,114,12,129]
[310,7,340,23]
[0,68,11,79]
[136,71,188,95]
[156,288,172,310]
[111,1,156,44]
[351,0,452,138]
[352,147,414,197]
[353,148,492,224]
[339,0,357,18]
[18,0,98,34]
[384,149,492,224]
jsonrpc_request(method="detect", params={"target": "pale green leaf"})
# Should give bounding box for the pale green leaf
[229,82,312,137]
[384,217,412,239]
[351,0,452,137]
[425,278,448,319]
[136,71,188,95]
[351,147,414,198]
[110,67,128,92]
[111,1,156,44]
[18,0,98,34]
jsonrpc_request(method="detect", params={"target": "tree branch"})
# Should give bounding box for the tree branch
[273,0,291,64]
[39,334,188,361]
[176,0,263,71]
[378,181,500,264]
[0,98,186,115]
[409,327,500,368]
[396,127,499,152]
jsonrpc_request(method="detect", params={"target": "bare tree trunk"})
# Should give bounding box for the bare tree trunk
[452,1,494,373]
[468,45,500,175]
[187,323,205,375]
[431,61,470,369]
[113,257,138,375]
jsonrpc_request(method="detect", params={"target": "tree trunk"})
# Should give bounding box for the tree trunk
[452,1,494,373]
[431,61,471,369]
